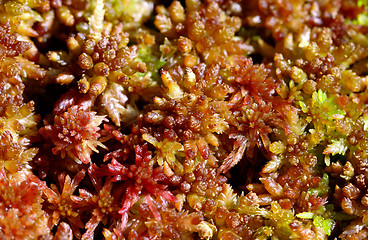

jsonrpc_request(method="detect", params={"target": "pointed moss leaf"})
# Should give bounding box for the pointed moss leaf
[364,114,368,131]
[313,216,334,236]
[296,212,314,219]
[298,101,308,113]
[324,155,330,166]
[323,138,348,156]
[310,90,346,121]
[317,89,327,104]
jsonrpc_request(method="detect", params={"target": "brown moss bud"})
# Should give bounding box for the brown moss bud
[188,20,205,41]
[180,181,191,193]
[169,1,185,23]
[305,42,319,61]
[91,52,99,63]
[341,161,354,181]
[108,58,127,71]
[302,80,316,95]
[109,71,128,84]
[130,61,147,73]
[83,39,96,55]
[342,183,361,200]
[93,62,110,76]
[214,206,228,226]
[92,52,100,63]
[269,141,286,155]
[225,212,241,229]
[317,74,336,92]
[188,116,201,132]
[261,177,283,197]
[103,49,116,62]
[304,154,317,166]
[56,6,75,26]
[205,133,219,147]
[197,138,210,160]
[78,53,93,70]
[342,70,365,93]
[184,172,195,183]
[246,183,266,194]
[78,77,90,94]
[67,36,81,53]
[214,27,234,44]
[178,36,193,53]
[55,73,75,85]
[290,66,307,84]
[184,67,196,87]
[362,194,368,207]
[154,13,175,37]
[144,110,165,123]
[163,116,175,128]
[341,197,358,215]
[187,193,205,211]
[258,194,273,205]
[89,76,107,96]
[184,54,198,68]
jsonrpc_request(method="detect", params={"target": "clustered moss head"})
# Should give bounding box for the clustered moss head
[0,0,368,239]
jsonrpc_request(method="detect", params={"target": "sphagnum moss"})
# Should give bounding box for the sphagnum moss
[0,0,368,239]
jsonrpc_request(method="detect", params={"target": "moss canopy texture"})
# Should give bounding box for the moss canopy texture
[1,0,368,239]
